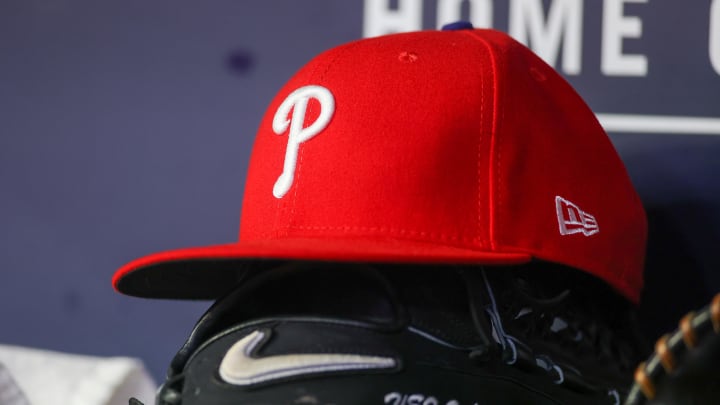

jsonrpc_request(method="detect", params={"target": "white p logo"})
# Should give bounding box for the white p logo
[271,85,335,198]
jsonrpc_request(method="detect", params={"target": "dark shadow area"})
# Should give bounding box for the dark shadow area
[637,203,719,340]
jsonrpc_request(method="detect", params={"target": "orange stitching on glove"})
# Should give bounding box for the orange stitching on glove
[634,362,655,400]
[655,334,675,372]
[680,312,697,348]
[712,293,720,333]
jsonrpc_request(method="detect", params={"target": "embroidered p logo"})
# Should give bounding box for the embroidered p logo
[271,85,335,198]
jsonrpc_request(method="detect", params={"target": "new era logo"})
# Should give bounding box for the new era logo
[555,196,599,236]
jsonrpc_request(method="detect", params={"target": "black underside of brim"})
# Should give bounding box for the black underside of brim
[116,259,285,300]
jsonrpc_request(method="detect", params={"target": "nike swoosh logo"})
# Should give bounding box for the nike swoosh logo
[219,329,397,386]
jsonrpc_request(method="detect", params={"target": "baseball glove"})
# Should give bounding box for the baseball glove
[625,293,720,405]
[132,263,648,405]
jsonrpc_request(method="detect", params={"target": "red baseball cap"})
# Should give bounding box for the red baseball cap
[113,25,647,303]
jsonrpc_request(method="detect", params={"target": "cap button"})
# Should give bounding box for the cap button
[441,21,474,31]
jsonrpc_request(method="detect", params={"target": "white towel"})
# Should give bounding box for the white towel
[0,362,31,405]
[0,344,156,405]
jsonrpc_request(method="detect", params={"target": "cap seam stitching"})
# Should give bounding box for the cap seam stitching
[289,225,480,244]
[493,43,505,253]
[287,44,358,234]
[463,30,498,251]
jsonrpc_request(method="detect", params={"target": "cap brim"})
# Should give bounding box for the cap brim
[112,238,532,299]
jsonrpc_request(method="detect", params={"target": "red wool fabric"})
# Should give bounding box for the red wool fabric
[113,29,647,303]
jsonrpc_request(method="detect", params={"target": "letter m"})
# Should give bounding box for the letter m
[509,0,583,75]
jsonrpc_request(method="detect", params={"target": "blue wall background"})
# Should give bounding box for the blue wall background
[1,0,719,381]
